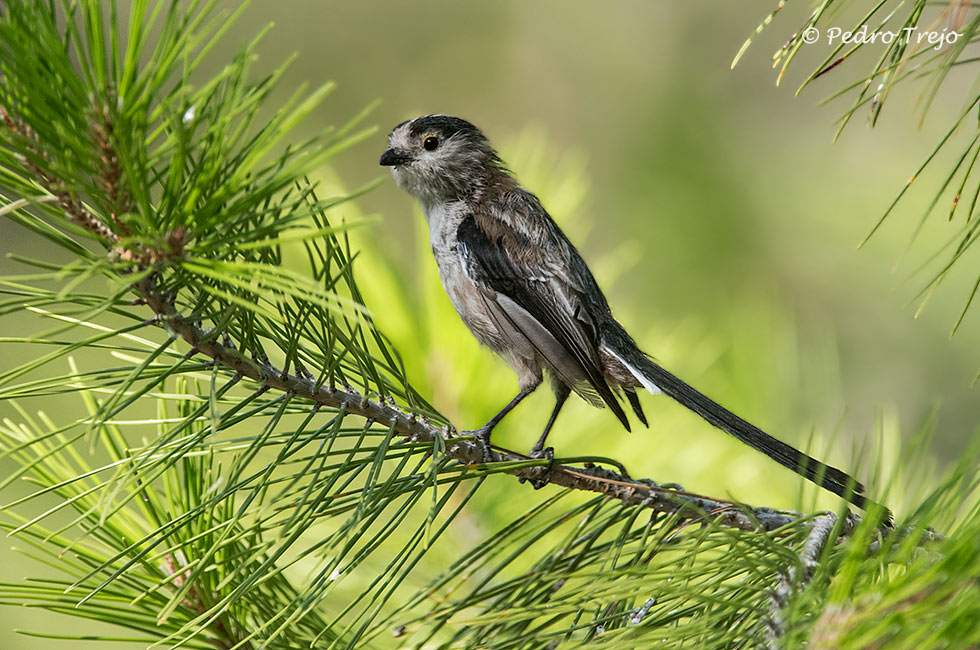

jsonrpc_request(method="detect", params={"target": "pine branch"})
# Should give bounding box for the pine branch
[132,266,825,533]
[15,139,907,542]
[766,512,841,648]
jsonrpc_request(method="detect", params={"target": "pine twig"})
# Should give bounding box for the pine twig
[766,512,842,648]
[1,104,118,242]
[134,274,915,538]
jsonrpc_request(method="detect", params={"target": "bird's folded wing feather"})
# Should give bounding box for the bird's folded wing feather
[455,192,629,428]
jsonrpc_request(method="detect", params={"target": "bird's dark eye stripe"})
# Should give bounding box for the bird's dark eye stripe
[423,135,439,151]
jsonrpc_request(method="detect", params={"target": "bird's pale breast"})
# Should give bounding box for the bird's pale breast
[425,202,503,349]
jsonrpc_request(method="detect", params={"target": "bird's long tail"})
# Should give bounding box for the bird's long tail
[606,339,880,513]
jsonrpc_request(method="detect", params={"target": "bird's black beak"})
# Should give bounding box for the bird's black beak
[379,149,412,167]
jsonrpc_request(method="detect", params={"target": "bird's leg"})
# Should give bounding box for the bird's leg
[525,387,570,489]
[530,389,569,456]
[467,385,536,463]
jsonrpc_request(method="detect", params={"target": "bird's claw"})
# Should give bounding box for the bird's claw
[519,446,555,489]
[464,427,494,464]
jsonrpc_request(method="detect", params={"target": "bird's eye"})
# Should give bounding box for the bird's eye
[423,135,439,151]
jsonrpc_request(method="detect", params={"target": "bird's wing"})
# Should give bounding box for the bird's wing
[455,190,630,429]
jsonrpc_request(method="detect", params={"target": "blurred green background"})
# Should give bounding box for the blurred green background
[2,1,978,646]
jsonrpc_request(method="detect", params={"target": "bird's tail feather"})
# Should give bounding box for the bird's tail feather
[614,343,878,512]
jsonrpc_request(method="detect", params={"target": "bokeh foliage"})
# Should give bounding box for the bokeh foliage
[738,0,980,339]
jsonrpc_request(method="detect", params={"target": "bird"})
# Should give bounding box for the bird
[380,114,873,511]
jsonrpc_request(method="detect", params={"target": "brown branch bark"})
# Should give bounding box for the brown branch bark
[766,513,841,648]
[136,275,846,534]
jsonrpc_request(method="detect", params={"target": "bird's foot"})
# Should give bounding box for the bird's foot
[519,446,555,489]
[463,427,495,464]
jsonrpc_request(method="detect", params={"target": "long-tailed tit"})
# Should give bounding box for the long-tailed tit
[380,114,873,510]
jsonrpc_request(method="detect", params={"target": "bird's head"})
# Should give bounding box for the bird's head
[379,115,503,205]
